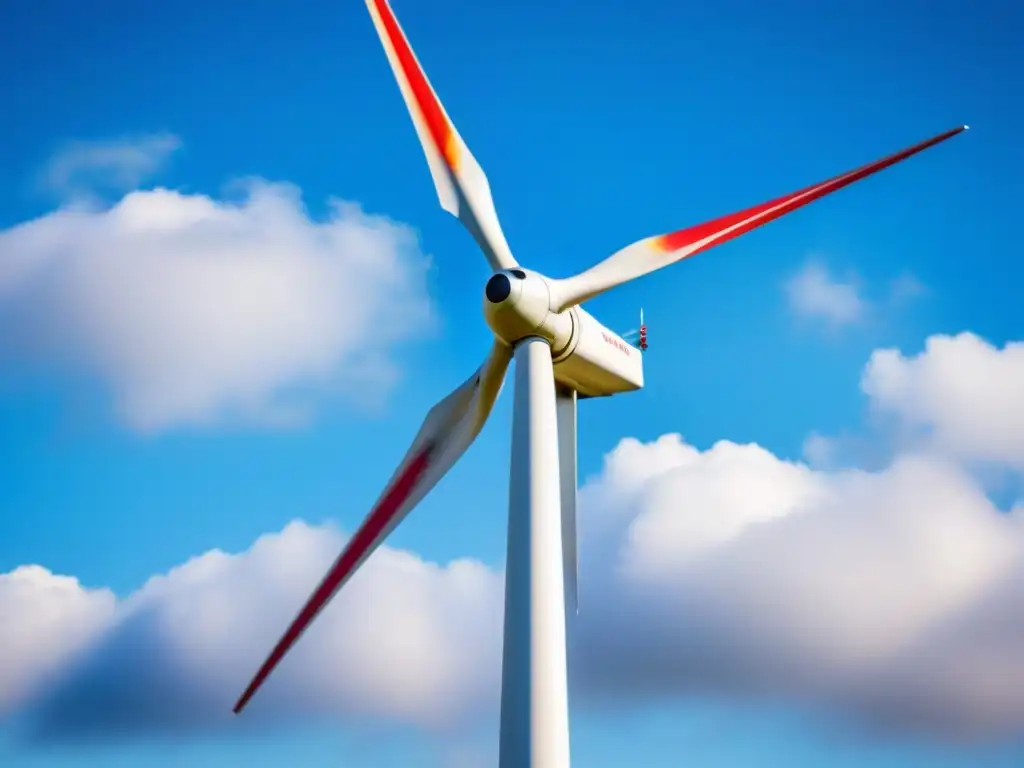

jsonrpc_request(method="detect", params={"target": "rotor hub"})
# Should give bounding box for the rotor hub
[483,268,573,353]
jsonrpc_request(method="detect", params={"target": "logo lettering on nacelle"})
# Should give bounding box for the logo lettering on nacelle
[601,331,632,356]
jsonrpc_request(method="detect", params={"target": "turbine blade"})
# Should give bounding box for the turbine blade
[550,125,968,310]
[555,386,578,614]
[233,341,512,714]
[365,0,518,272]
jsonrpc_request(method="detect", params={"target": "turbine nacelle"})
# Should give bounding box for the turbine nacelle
[483,268,573,354]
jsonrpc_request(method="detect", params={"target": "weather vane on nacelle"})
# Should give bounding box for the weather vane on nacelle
[621,308,648,353]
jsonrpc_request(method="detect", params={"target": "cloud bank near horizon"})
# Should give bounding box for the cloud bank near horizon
[3,332,1024,746]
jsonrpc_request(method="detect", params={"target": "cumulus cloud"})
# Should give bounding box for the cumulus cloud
[0,181,434,431]
[862,333,1024,469]
[0,567,115,715]
[8,522,503,741]
[574,437,1024,739]
[784,261,865,327]
[39,133,182,199]
[5,333,1024,744]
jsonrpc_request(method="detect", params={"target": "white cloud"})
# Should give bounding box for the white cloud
[0,567,115,715]
[802,431,838,467]
[0,181,434,431]
[2,455,1022,740]
[862,333,1024,469]
[785,261,865,326]
[39,133,182,199]
[5,334,1024,744]
[575,438,1023,739]
[9,522,503,741]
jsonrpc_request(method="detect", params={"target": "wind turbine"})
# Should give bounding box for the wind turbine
[232,1,967,764]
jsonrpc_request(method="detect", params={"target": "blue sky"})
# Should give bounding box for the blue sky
[1,0,1022,766]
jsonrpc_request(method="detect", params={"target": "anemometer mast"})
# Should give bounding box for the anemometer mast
[623,308,648,352]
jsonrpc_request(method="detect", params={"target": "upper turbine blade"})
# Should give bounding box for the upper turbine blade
[233,341,512,714]
[550,125,968,310]
[365,0,518,272]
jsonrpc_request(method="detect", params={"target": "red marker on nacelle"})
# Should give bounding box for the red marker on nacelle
[622,308,648,353]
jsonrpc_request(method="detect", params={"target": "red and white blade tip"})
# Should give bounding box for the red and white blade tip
[232,444,435,715]
[364,0,518,272]
[366,0,460,174]
[645,124,969,257]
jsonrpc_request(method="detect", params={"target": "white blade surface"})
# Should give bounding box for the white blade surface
[365,0,518,272]
[234,341,512,714]
[550,125,968,310]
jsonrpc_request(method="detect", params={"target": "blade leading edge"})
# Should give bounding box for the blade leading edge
[365,0,519,272]
[233,341,512,714]
[551,125,968,310]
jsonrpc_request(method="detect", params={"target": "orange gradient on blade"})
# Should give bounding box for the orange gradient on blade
[649,125,967,258]
[371,0,461,172]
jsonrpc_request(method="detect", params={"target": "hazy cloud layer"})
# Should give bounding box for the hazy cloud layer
[888,272,927,305]
[784,261,865,326]
[4,332,1023,744]
[0,181,434,431]
[38,133,182,199]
